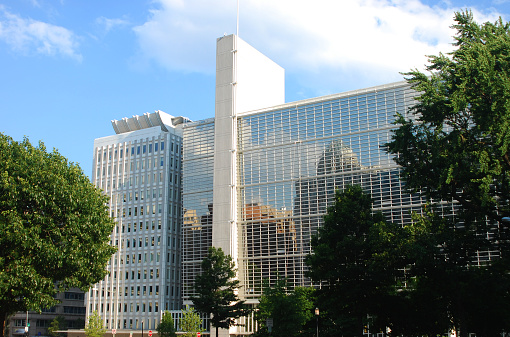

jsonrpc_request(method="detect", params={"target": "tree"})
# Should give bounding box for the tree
[191,247,250,337]
[385,10,510,336]
[255,277,315,337]
[47,316,66,337]
[0,134,116,337]
[180,306,203,337]
[305,185,410,336]
[84,311,106,337]
[157,311,176,337]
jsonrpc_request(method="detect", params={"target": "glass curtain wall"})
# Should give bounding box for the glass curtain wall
[182,119,215,302]
[236,82,425,299]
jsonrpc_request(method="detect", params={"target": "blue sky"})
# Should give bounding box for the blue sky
[1,0,509,177]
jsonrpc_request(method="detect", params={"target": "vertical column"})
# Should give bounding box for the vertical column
[212,35,237,257]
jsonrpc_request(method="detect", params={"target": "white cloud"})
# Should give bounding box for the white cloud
[133,0,503,91]
[0,7,81,61]
[96,16,130,33]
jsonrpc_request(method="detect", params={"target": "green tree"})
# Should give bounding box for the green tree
[180,306,203,337]
[385,10,510,336]
[47,316,66,337]
[191,247,250,337]
[157,311,176,337]
[84,311,106,337]
[305,185,410,336]
[255,277,315,337]
[0,134,116,337]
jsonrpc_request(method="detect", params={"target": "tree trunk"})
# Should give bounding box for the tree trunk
[215,326,218,337]
[1,310,8,337]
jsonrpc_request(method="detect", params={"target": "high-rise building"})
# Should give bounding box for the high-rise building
[87,111,189,331]
[89,34,462,337]
[180,35,448,336]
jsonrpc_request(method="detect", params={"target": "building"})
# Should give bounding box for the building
[87,111,189,331]
[179,34,452,336]
[89,34,461,336]
[8,288,86,337]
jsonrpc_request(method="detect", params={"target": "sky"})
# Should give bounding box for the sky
[1,0,509,177]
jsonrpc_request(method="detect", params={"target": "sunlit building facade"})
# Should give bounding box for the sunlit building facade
[179,35,442,336]
[87,111,189,331]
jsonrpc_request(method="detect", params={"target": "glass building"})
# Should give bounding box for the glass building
[180,35,446,336]
[235,85,424,299]
[85,34,495,337]
[181,80,427,301]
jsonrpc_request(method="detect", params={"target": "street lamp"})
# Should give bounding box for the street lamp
[315,308,319,337]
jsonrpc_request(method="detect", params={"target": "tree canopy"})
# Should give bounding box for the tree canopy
[157,311,176,337]
[191,247,250,337]
[47,316,66,337]
[386,10,510,254]
[0,134,116,337]
[255,277,315,337]
[385,11,510,336]
[180,306,203,337]
[84,311,106,337]
[306,185,411,336]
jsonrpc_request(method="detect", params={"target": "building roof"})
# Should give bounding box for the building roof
[111,110,191,134]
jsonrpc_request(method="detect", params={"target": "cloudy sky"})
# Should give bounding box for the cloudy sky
[1,0,508,176]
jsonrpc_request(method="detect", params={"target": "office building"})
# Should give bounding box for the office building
[179,34,455,336]
[87,111,189,331]
[8,288,85,337]
[89,34,463,336]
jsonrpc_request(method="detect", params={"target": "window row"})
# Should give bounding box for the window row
[97,141,167,163]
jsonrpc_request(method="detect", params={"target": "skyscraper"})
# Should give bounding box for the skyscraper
[87,111,189,331]
[180,35,431,336]
[89,34,461,337]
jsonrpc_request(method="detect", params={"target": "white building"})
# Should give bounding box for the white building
[87,111,189,331]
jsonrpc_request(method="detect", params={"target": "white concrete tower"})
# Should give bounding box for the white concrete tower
[212,34,284,336]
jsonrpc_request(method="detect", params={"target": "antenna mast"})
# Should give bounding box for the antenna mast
[236,0,239,36]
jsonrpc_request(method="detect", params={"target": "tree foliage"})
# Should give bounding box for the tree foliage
[0,134,116,337]
[48,316,66,337]
[255,277,315,337]
[386,10,510,253]
[191,247,250,337]
[157,311,176,337]
[384,11,510,336]
[84,311,106,337]
[180,306,203,337]
[305,185,411,336]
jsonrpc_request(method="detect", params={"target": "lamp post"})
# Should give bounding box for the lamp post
[315,308,319,337]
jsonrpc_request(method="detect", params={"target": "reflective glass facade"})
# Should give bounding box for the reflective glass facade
[236,82,427,299]
[181,82,455,304]
[182,118,215,302]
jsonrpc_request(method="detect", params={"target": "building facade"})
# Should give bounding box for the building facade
[179,34,453,336]
[87,111,188,331]
[8,288,86,337]
[88,35,466,337]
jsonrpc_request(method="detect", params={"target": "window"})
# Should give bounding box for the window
[161,142,164,150]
